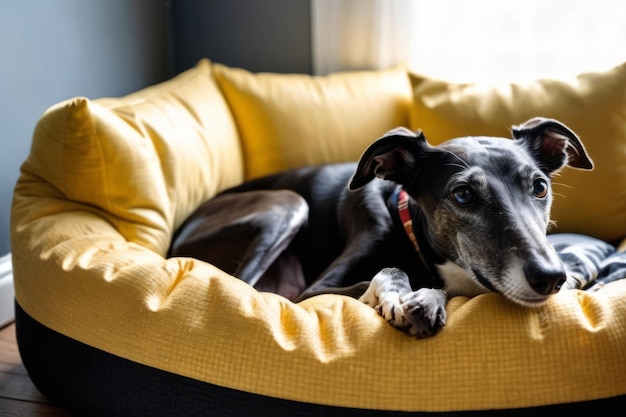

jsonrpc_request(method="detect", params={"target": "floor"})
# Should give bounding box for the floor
[0,322,70,416]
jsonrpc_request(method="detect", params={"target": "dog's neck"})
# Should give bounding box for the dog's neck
[391,186,439,280]
[397,188,420,252]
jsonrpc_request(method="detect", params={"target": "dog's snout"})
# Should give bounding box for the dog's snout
[524,261,566,295]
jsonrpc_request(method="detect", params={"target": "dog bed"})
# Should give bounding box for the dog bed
[11,59,626,415]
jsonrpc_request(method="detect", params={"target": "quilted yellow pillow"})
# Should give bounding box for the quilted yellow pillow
[409,62,626,243]
[96,59,244,231]
[213,64,413,179]
[21,59,243,255]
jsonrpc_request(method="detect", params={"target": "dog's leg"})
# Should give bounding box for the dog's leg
[359,268,447,338]
[295,281,372,299]
[170,190,308,288]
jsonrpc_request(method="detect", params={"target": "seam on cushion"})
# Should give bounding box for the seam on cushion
[102,60,210,111]
[58,100,69,198]
[89,102,117,227]
[108,69,200,108]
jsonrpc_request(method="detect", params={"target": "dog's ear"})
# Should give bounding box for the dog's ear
[349,127,426,190]
[512,117,593,173]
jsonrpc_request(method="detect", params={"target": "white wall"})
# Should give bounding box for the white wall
[0,0,170,255]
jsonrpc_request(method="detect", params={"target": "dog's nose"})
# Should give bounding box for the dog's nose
[524,261,567,295]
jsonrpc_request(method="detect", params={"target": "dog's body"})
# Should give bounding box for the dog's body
[170,117,621,338]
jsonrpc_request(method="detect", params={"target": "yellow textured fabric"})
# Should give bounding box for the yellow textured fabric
[19,59,243,255]
[213,64,413,179]
[11,210,626,411]
[409,62,626,243]
[11,62,626,412]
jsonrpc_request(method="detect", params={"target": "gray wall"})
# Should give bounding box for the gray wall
[0,1,170,255]
[170,0,312,74]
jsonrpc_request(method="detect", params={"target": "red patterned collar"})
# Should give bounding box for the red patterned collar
[397,188,420,253]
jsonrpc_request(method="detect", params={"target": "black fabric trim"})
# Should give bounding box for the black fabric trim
[15,301,626,417]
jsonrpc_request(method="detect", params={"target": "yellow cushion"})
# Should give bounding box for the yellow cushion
[409,62,626,243]
[18,59,243,255]
[12,209,626,411]
[213,64,413,179]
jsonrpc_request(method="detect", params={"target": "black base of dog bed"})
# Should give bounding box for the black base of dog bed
[14,301,625,417]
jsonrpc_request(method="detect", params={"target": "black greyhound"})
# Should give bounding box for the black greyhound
[170,117,625,338]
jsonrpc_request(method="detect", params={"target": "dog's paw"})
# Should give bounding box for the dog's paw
[375,292,409,328]
[376,288,447,338]
[399,289,447,338]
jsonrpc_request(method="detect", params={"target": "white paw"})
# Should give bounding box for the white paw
[376,288,447,338]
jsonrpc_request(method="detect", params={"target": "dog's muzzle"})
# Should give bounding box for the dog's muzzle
[524,259,567,295]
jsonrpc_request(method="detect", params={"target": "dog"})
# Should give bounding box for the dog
[170,117,605,338]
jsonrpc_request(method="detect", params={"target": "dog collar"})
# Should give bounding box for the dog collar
[397,188,420,252]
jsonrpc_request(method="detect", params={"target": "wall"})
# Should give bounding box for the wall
[170,0,312,74]
[0,0,170,255]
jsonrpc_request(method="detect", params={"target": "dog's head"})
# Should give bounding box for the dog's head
[350,118,593,306]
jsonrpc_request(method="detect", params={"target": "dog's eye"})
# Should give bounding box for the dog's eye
[533,178,549,198]
[450,186,474,205]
